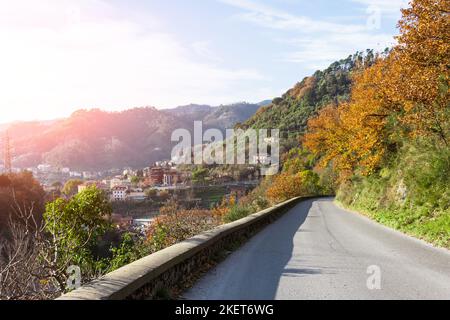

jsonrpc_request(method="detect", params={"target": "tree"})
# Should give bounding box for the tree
[1,186,114,299]
[192,167,208,184]
[42,186,112,290]
[62,179,83,197]
[145,188,157,198]
[391,0,450,144]
[304,61,393,179]
[304,0,449,181]
[130,175,141,185]
[0,172,45,234]
[266,170,319,203]
[0,203,50,300]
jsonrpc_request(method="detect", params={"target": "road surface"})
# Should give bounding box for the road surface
[183,198,450,300]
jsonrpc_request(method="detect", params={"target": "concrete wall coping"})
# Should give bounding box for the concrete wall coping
[57,197,302,300]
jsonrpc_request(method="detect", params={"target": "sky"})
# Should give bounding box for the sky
[0,0,409,123]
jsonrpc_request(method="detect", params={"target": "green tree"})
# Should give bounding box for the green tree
[62,179,83,197]
[43,186,112,288]
[108,233,148,272]
[192,167,208,184]
[145,188,157,198]
[130,175,141,185]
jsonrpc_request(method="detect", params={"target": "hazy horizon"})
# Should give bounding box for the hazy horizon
[0,100,270,125]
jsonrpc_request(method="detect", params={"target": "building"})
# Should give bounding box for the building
[37,164,52,173]
[70,171,83,178]
[111,186,128,201]
[127,192,147,201]
[163,170,181,186]
[149,167,164,185]
[132,218,153,228]
[83,171,98,179]
[78,181,109,193]
[61,167,71,174]
[110,178,123,189]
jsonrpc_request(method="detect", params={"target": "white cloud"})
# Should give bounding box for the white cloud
[349,0,409,17]
[0,0,270,122]
[191,41,225,64]
[283,33,396,70]
[220,0,367,33]
[220,0,402,71]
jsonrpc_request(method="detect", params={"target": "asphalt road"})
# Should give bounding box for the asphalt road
[183,198,450,300]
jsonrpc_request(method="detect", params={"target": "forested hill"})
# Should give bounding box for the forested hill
[165,102,261,131]
[2,103,262,171]
[241,51,379,136]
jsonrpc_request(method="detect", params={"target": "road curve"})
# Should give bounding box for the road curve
[183,198,450,300]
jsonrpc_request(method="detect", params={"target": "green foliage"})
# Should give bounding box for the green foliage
[43,186,113,273]
[108,233,149,272]
[192,167,209,184]
[235,177,274,213]
[130,175,141,185]
[145,188,157,198]
[242,52,375,137]
[337,138,450,248]
[62,179,83,197]
[223,205,252,223]
[282,148,315,174]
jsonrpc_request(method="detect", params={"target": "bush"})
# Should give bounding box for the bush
[108,233,149,272]
[146,202,220,252]
[223,205,252,223]
[266,170,320,203]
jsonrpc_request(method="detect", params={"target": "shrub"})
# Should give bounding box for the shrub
[146,203,220,252]
[223,205,252,223]
[266,170,320,203]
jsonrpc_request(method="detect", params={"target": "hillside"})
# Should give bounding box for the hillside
[165,102,261,131]
[241,51,378,136]
[3,108,185,170]
[2,103,262,171]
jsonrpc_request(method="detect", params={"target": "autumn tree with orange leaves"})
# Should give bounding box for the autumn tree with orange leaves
[304,0,449,180]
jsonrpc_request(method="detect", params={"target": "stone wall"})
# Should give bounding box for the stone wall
[57,197,304,300]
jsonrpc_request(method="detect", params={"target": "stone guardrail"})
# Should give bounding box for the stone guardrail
[57,197,305,300]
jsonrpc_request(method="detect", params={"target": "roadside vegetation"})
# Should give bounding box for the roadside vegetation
[303,0,449,248]
[336,139,449,248]
[0,0,447,300]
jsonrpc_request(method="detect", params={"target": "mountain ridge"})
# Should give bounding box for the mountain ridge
[1,102,263,170]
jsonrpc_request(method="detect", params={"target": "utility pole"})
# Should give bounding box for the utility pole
[3,131,12,173]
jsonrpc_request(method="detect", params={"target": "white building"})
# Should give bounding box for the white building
[37,164,52,173]
[111,186,128,201]
[70,171,83,178]
[61,167,71,174]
